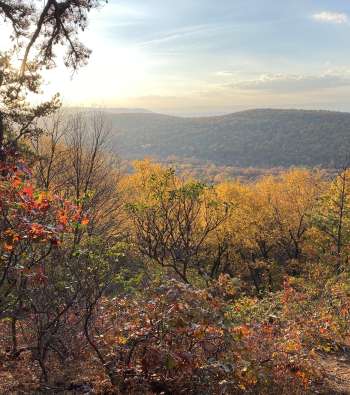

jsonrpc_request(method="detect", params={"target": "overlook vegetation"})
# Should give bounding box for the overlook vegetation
[2,1,350,394]
[108,109,350,168]
[2,114,350,392]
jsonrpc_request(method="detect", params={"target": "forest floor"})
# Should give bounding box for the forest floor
[317,348,350,394]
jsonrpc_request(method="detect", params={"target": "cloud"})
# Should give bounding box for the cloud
[312,11,348,24]
[138,24,219,47]
[227,71,350,93]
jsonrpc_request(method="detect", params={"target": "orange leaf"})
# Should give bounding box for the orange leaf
[4,243,13,252]
[81,217,89,226]
[11,177,21,188]
[58,211,68,225]
[233,325,250,337]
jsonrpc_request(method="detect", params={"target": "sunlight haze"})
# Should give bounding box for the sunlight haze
[41,0,350,115]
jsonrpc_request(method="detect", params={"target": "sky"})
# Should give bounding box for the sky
[7,0,350,115]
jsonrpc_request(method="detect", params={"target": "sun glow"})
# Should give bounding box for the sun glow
[39,45,151,106]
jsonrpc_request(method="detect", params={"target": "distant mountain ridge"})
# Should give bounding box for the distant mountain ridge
[65,107,153,114]
[104,108,350,168]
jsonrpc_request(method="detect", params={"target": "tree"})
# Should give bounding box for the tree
[258,170,322,265]
[0,0,116,387]
[312,167,350,272]
[32,111,123,240]
[0,0,106,159]
[126,161,229,284]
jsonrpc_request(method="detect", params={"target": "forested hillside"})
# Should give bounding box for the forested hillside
[108,109,350,168]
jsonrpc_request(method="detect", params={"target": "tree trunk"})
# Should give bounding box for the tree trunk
[0,111,4,162]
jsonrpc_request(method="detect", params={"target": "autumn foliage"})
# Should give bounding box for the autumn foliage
[2,147,350,393]
[1,3,350,391]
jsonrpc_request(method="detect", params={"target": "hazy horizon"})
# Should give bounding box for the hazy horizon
[63,105,350,118]
[3,0,350,115]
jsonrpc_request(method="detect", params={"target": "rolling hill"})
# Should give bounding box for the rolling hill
[105,109,350,168]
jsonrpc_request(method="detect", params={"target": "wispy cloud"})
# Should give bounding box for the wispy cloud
[312,11,348,24]
[138,24,221,47]
[227,71,350,93]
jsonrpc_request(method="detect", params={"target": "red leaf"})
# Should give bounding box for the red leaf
[22,184,34,197]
